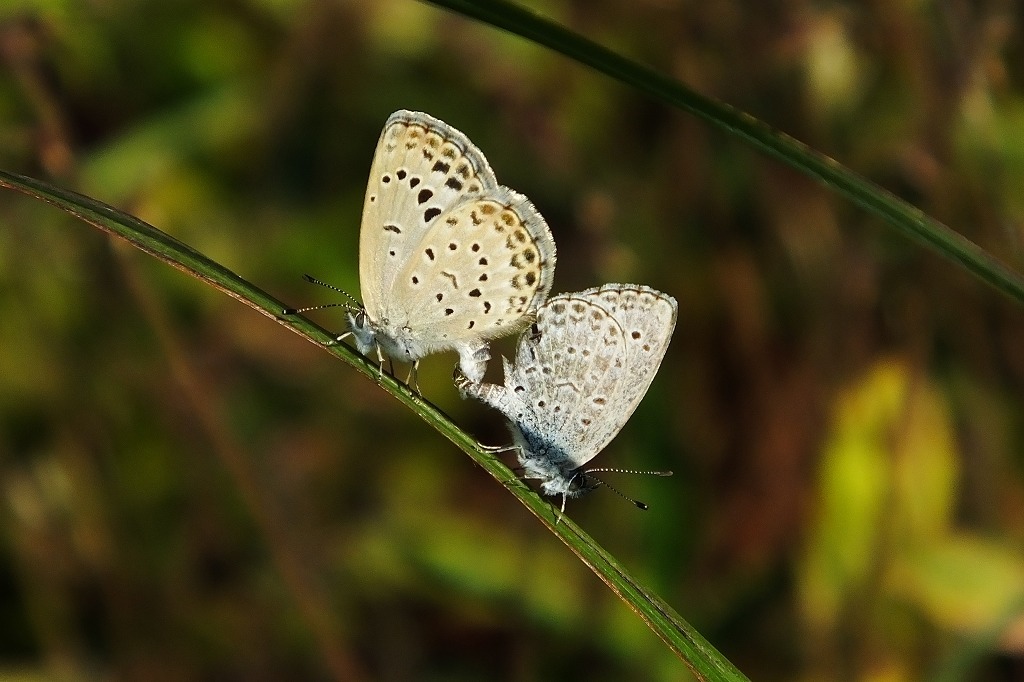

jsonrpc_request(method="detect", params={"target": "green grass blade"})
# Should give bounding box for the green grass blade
[0,168,747,680]
[423,0,1024,305]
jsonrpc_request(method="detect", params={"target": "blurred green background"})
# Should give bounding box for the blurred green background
[1,0,1024,680]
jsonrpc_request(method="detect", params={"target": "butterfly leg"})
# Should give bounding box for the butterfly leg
[405,361,421,393]
[370,343,387,383]
[552,495,569,525]
[327,331,353,347]
[477,442,521,454]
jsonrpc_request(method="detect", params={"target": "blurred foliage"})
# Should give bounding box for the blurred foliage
[1,0,1024,680]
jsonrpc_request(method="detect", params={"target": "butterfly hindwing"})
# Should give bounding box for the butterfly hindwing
[386,187,556,355]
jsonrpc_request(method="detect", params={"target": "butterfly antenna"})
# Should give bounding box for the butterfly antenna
[282,274,362,315]
[282,302,351,315]
[302,274,362,305]
[585,468,674,511]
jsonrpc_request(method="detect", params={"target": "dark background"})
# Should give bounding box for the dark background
[1,1,1023,680]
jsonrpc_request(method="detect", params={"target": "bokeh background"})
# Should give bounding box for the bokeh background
[2,1,1024,680]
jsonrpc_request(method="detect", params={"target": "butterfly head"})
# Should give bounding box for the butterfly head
[350,310,425,363]
[562,469,602,498]
[347,307,377,356]
[538,469,601,515]
[522,457,599,502]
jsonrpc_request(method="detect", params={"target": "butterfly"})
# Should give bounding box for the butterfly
[456,284,677,511]
[295,110,557,386]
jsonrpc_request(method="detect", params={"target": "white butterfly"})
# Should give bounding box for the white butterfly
[457,284,677,510]
[347,110,557,384]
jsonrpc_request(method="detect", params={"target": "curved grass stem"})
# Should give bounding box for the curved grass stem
[0,168,748,680]
[423,0,1024,305]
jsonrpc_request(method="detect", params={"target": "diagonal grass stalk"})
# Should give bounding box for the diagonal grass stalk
[423,0,1024,306]
[0,168,748,680]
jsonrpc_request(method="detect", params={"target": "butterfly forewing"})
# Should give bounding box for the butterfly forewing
[359,110,498,319]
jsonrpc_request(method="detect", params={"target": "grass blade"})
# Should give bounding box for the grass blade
[423,0,1024,305]
[0,168,747,680]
